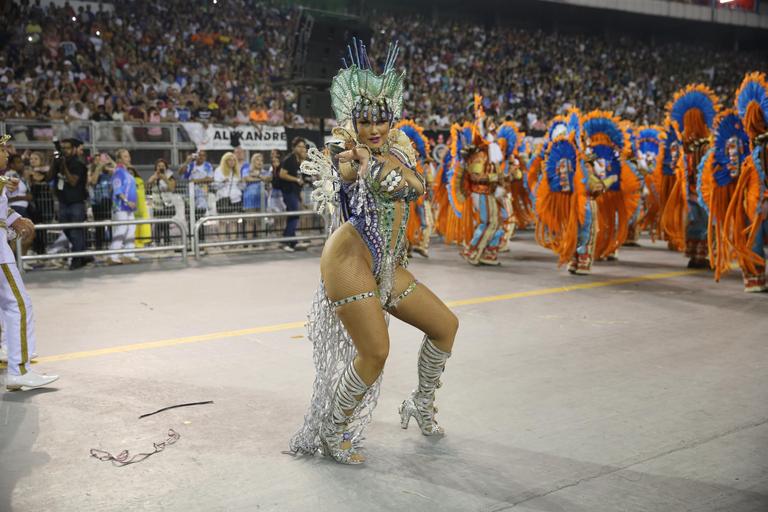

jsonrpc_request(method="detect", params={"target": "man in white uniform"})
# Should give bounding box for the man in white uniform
[0,135,59,390]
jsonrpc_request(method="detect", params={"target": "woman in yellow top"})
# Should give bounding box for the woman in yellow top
[128,167,151,247]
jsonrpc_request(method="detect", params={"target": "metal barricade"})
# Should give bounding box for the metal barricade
[193,211,327,259]
[16,218,188,273]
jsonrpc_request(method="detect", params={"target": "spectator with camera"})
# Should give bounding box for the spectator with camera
[47,138,91,270]
[108,148,138,265]
[278,137,308,252]
[147,159,177,246]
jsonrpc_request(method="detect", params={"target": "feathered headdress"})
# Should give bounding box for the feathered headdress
[582,111,627,153]
[547,115,568,142]
[566,107,582,143]
[636,126,665,158]
[582,111,628,190]
[662,117,682,175]
[331,38,405,126]
[667,84,720,143]
[735,71,768,144]
[447,123,476,216]
[497,121,523,160]
[544,135,579,193]
[711,109,749,183]
[395,120,430,160]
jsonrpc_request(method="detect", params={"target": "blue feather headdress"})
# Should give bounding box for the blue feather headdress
[735,71,768,142]
[667,84,719,139]
[497,121,523,160]
[544,135,579,193]
[395,120,430,160]
[711,110,749,186]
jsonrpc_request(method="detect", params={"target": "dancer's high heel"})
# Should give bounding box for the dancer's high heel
[320,360,370,465]
[400,336,451,436]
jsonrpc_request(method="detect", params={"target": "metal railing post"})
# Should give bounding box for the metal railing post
[188,180,196,256]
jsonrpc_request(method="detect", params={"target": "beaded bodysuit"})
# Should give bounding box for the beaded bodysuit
[336,145,423,308]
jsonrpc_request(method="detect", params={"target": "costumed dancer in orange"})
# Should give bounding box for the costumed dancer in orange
[696,109,750,282]
[397,120,434,258]
[660,85,720,268]
[581,111,642,261]
[722,72,768,292]
[657,118,683,246]
[622,121,643,246]
[497,121,532,251]
[444,123,505,266]
[432,142,453,240]
[633,126,666,242]
[534,127,594,274]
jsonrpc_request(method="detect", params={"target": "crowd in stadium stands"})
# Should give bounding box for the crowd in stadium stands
[0,0,766,133]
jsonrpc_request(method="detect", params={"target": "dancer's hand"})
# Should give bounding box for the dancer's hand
[338,146,371,178]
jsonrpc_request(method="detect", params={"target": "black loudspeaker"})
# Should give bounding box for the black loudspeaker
[298,90,333,119]
[290,9,372,83]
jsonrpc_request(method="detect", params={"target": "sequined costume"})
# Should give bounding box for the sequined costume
[722,72,768,292]
[289,40,454,465]
[660,84,721,268]
[696,110,750,281]
[397,120,434,258]
[581,111,642,261]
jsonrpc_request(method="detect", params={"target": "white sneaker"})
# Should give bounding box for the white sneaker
[6,370,59,391]
[295,241,311,250]
[0,347,39,363]
[282,244,295,253]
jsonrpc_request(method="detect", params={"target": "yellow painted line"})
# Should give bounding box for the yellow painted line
[34,321,305,363]
[30,269,702,365]
[445,269,702,307]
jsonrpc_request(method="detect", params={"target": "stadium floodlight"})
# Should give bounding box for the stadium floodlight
[71,16,76,21]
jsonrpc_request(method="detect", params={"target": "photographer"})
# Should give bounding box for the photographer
[147,159,176,245]
[47,138,92,270]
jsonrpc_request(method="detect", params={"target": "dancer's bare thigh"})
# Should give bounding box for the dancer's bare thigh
[388,267,458,349]
[321,224,389,365]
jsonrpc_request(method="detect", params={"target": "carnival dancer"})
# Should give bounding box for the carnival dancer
[658,118,683,246]
[432,141,454,240]
[660,84,720,268]
[288,41,458,465]
[697,109,750,281]
[396,120,434,258]
[633,125,666,241]
[581,111,642,261]
[622,121,644,246]
[444,122,505,265]
[497,121,532,250]
[722,72,768,292]
[534,132,590,273]
[0,135,59,390]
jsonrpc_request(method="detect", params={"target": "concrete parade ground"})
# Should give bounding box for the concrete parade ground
[1,232,767,512]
